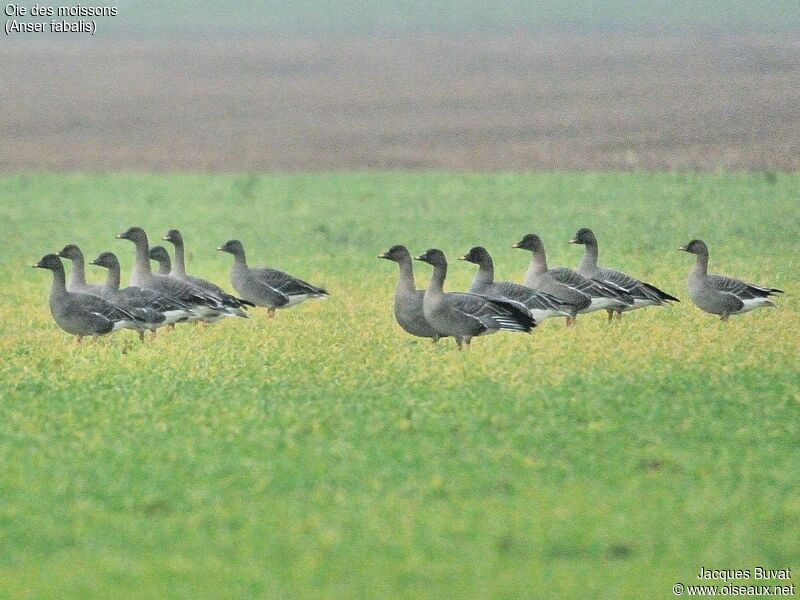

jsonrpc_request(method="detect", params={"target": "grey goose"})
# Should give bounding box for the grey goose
[378,245,445,341]
[217,239,329,318]
[57,244,103,295]
[162,229,254,312]
[513,233,634,325]
[91,251,193,338]
[148,245,173,275]
[679,239,783,320]
[414,249,535,349]
[116,227,244,321]
[33,254,140,343]
[570,228,679,320]
[459,246,572,323]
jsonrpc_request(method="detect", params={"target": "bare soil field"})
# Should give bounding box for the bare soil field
[2,32,799,171]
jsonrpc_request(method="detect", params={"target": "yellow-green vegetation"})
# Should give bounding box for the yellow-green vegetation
[1,172,798,598]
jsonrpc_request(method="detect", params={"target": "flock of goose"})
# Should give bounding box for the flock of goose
[32,227,328,343]
[33,226,783,349]
[378,229,783,349]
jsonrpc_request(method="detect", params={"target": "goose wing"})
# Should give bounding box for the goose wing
[492,281,572,313]
[119,285,191,312]
[251,267,328,298]
[147,274,221,308]
[596,267,679,303]
[707,274,782,300]
[449,292,535,332]
[549,267,634,304]
[187,275,255,308]
[65,292,138,324]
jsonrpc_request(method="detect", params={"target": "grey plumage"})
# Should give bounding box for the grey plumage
[459,246,572,323]
[570,228,679,321]
[414,248,535,349]
[513,233,633,325]
[679,239,783,320]
[148,246,172,275]
[32,254,139,343]
[162,230,254,311]
[91,251,193,338]
[117,227,244,321]
[217,239,328,318]
[57,244,103,295]
[378,245,445,341]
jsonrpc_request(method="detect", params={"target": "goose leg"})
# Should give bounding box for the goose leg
[76,335,83,345]
[268,308,276,319]
[138,330,145,343]
[455,337,463,350]
[464,337,472,349]
[168,323,175,331]
[151,329,158,339]
[616,310,623,321]
[92,335,99,343]
[606,309,614,323]
[566,316,576,327]
[720,314,730,322]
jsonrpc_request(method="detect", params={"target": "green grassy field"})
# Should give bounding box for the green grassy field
[0,172,798,598]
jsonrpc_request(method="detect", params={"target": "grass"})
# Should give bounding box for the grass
[0,171,798,598]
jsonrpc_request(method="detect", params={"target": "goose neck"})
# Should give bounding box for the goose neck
[396,256,417,294]
[68,256,87,288]
[172,240,187,277]
[130,239,151,286]
[49,264,68,298]
[426,262,447,296]
[691,251,709,276]
[474,255,494,287]
[578,242,598,272]
[104,264,121,291]
[524,251,547,286]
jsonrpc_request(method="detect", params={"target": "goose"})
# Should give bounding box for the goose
[679,239,783,321]
[148,246,172,275]
[147,245,232,322]
[570,228,680,321]
[377,245,446,341]
[57,244,103,295]
[116,227,243,321]
[413,248,535,349]
[513,233,633,325]
[217,239,329,318]
[459,246,574,323]
[91,251,193,339]
[161,229,254,312]
[32,253,140,343]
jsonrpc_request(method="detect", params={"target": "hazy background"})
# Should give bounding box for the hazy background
[2,0,799,171]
